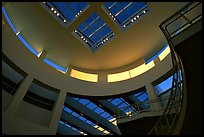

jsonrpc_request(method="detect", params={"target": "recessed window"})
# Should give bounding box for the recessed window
[42,2,89,27]
[103,2,151,31]
[73,12,115,52]
[2,6,41,57]
[70,69,98,82]
[44,58,67,74]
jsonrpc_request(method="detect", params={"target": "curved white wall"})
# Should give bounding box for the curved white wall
[2,14,172,96]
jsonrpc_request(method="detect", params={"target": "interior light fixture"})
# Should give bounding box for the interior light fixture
[123,25,126,28]
[134,17,136,20]
[85,40,88,43]
[113,18,116,20]
[75,14,78,17]
[16,31,20,35]
[63,19,66,23]
[81,36,83,39]
[137,15,140,18]
[131,19,134,22]
[54,10,57,13]
[109,13,112,15]
[83,38,86,41]
[37,51,43,58]
[51,7,54,11]
[80,10,82,13]
[106,38,108,41]
[57,13,60,16]
[143,10,146,13]
[75,30,77,33]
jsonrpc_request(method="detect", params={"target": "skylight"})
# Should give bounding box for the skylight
[103,2,150,31]
[63,106,111,134]
[109,98,136,116]
[42,2,89,27]
[73,12,115,52]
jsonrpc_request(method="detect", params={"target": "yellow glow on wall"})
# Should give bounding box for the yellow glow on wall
[107,70,130,83]
[103,130,110,134]
[97,127,105,131]
[129,61,155,78]
[70,69,98,82]
[107,61,155,82]
[158,46,171,61]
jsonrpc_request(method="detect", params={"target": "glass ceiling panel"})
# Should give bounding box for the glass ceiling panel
[100,112,110,118]
[74,12,115,53]
[137,92,148,102]
[43,2,89,27]
[103,2,150,31]
[79,99,90,105]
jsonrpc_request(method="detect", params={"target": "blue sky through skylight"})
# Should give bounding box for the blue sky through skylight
[103,2,149,30]
[44,58,67,73]
[155,75,173,94]
[46,2,89,24]
[74,12,114,52]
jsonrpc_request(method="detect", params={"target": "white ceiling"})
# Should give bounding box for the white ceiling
[4,2,189,70]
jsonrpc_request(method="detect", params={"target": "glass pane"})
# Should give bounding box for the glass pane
[64,107,72,113]
[87,102,98,110]
[78,116,86,121]
[101,112,110,118]
[118,103,128,110]
[138,93,148,101]
[79,99,90,105]
[109,3,122,15]
[111,98,122,106]
[117,11,129,24]
[72,112,80,117]
[94,107,104,114]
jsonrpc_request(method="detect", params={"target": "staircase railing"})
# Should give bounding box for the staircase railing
[148,2,201,135]
[116,2,201,135]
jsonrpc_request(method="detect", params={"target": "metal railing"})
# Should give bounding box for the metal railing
[115,2,201,134]
[148,2,201,135]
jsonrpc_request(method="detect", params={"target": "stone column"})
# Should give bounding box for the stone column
[49,90,67,133]
[146,83,161,111]
[6,74,34,116]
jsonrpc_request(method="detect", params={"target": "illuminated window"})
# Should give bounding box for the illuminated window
[2,6,41,57]
[130,61,155,78]
[107,70,130,82]
[155,76,173,95]
[107,61,155,82]
[158,45,171,61]
[145,43,169,63]
[103,2,151,31]
[70,69,98,82]
[74,12,115,52]
[44,58,67,73]
[42,2,89,27]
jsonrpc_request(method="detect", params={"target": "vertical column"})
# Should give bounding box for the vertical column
[49,90,67,133]
[6,74,34,116]
[146,83,161,111]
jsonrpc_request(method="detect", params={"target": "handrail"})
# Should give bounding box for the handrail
[115,89,182,119]
[148,2,201,135]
